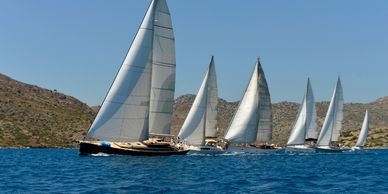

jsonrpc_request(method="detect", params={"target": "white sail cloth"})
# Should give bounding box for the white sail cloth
[87,0,176,142]
[355,110,369,148]
[149,0,176,135]
[178,57,218,145]
[316,77,344,146]
[225,59,272,144]
[287,78,317,145]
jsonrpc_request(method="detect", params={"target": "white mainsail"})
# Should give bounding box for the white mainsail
[256,62,273,143]
[205,57,219,138]
[86,0,175,142]
[316,77,344,146]
[355,110,369,148]
[178,57,218,145]
[287,78,317,145]
[149,0,176,135]
[225,59,272,144]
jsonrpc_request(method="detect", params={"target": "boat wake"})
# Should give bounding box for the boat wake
[90,153,111,157]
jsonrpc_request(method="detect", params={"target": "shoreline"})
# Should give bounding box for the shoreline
[1,146,388,149]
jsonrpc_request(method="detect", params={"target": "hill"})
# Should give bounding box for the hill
[172,95,388,148]
[0,73,387,148]
[0,74,95,147]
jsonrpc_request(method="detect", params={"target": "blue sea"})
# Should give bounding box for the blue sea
[0,149,387,193]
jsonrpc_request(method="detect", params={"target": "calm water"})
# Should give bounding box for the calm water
[0,149,387,193]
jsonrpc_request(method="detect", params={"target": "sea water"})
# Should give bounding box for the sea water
[0,149,387,193]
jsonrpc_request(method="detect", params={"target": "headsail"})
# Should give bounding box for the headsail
[316,77,344,146]
[178,57,217,145]
[225,59,272,144]
[355,110,369,148]
[287,78,317,145]
[86,0,157,142]
[149,0,176,135]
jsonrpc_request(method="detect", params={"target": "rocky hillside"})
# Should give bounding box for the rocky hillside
[0,74,95,147]
[1,73,387,148]
[172,95,388,148]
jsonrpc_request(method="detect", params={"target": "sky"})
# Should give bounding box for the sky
[1,0,387,106]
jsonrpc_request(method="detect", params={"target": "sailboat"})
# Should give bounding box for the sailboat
[315,77,346,153]
[224,59,277,153]
[352,110,369,150]
[79,0,189,156]
[178,56,224,154]
[286,78,318,153]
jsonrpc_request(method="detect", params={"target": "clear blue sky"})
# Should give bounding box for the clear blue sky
[1,0,387,105]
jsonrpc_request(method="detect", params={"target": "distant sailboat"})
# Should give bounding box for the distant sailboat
[79,0,189,156]
[316,77,345,153]
[352,110,369,150]
[224,59,276,153]
[178,56,224,153]
[286,78,317,152]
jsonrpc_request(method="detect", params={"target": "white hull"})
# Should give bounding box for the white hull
[286,145,316,153]
[188,145,225,154]
[227,146,281,154]
[350,146,364,152]
[315,146,348,153]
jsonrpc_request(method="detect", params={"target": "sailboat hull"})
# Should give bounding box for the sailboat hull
[315,146,348,153]
[286,145,316,153]
[226,146,282,154]
[187,145,225,154]
[79,141,189,156]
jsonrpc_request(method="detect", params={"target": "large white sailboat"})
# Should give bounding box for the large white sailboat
[79,0,189,156]
[224,59,277,153]
[352,110,369,150]
[315,77,346,153]
[286,78,318,153]
[178,57,224,154]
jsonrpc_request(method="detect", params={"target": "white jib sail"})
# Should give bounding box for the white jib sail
[256,61,272,143]
[225,60,260,144]
[86,0,157,142]
[178,57,217,145]
[287,78,317,145]
[149,0,176,135]
[317,77,344,146]
[355,110,369,148]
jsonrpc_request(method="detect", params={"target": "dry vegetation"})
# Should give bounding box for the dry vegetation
[0,74,95,147]
[1,73,387,148]
[172,95,388,147]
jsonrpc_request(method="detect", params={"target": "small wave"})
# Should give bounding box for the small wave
[90,153,111,157]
